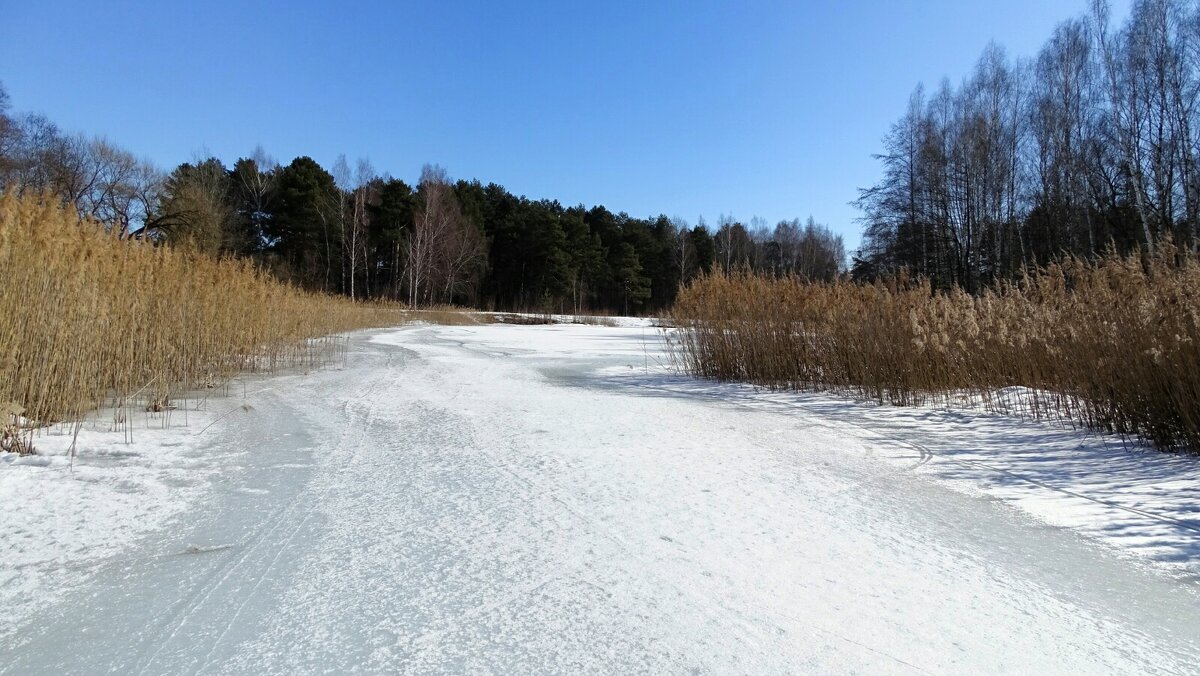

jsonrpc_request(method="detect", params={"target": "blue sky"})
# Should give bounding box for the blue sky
[2,1,1130,251]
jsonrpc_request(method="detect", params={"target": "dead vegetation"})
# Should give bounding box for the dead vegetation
[0,191,407,451]
[2,408,32,455]
[405,305,492,326]
[493,312,557,325]
[671,246,1200,453]
[571,314,618,327]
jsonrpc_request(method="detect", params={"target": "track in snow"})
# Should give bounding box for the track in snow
[5,323,1200,674]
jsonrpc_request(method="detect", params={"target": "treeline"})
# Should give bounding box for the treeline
[0,85,844,313]
[857,0,1200,290]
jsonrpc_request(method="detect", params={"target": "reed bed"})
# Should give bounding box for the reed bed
[406,305,493,326]
[0,192,407,450]
[671,248,1200,453]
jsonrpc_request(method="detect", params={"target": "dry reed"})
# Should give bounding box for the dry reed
[0,191,407,449]
[406,305,493,326]
[671,247,1200,453]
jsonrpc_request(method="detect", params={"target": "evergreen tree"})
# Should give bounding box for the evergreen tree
[690,226,716,276]
[563,207,606,312]
[611,242,651,315]
[369,177,416,299]
[268,156,339,291]
[156,158,235,256]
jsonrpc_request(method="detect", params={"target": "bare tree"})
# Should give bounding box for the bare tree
[406,167,438,305]
[671,216,693,282]
[348,158,375,300]
[772,218,802,274]
[83,140,145,235]
[1032,18,1098,257]
[406,165,484,306]
[332,154,352,293]
[1094,0,1156,252]
[747,215,771,270]
[0,82,17,185]
[715,213,753,272]
[107,158,164,239]
[795,217,845,281]
[436,202,485,303]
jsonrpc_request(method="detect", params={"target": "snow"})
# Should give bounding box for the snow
[0,405,228,636]
[597,371,1200,577]
[3,323,1199,673]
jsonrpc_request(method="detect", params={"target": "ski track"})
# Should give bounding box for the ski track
[3,323,1200,674]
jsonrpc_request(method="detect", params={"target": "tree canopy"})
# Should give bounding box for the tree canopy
[0,77,848,312]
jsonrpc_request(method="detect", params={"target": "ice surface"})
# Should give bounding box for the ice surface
[3,323,1198,674]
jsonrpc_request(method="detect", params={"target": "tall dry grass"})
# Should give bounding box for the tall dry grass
[671,247,1200,452]
[0,191,406,448]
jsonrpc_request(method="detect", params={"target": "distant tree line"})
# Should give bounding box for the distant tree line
[857,0,1200,290]
[0,83,845,312]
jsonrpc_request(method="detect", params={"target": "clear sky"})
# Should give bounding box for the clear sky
[1,0,1130,251]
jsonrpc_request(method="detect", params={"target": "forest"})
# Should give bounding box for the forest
[856,0,1200,290]
[0,86,843,314]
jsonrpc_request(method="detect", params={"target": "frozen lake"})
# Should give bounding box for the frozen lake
[4,323,1199,674]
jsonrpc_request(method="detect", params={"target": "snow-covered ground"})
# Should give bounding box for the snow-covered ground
[2,323,1199,674]
[1,398,235,635]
